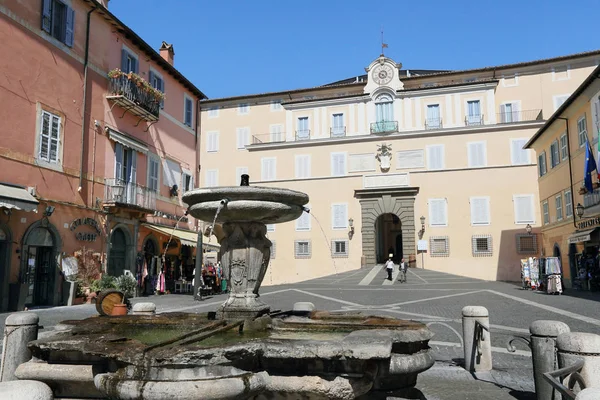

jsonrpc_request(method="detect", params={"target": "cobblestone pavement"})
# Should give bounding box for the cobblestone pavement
[2,266,599,399]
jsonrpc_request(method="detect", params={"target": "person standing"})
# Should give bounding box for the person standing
[385,254,395,281]
[398,258,407,283]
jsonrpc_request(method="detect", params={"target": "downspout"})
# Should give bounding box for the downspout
[557,117,577,229]
[78,5,97,194]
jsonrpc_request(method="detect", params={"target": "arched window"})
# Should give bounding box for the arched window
[373,94,395,133]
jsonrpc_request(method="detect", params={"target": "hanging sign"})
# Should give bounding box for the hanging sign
[70,217,101,242]
[417,240,428,251]
[577,216,600,230]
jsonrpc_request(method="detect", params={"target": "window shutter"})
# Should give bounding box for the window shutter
[296,205,311,230]
[129,151,137,184]
[331,153,346,176]
[148,70,155,87]
[511,139,529,165]
[427,145,444,170]
[471,198,490,225]
[115,143,123,181]
[514,195,534,224]
[121,49,128,71]
[468,142,486,167]
[397,150,424,169]
[39,112,50,160]
[49,114,60,163]
[262,158,276,181]
[332,204,347,229]
[429,199,447,226]
[500,104,506,123]
[65,7,75,47]
[236,167,248,184]
[41,0,52,33]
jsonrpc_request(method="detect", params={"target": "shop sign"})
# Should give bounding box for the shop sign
[577,217,600,230]
[70,217,101,242]
[569,233,591,244]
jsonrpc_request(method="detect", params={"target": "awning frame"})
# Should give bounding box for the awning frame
[568,228,596,244]
[107,128,148,154]
[142,223,220,250]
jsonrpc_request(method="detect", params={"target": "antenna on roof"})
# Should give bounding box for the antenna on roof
[381,26,388,56]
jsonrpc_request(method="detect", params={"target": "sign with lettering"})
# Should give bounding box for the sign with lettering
[577,217,600,230]
[363,173,409,189]
[70,217,101,242]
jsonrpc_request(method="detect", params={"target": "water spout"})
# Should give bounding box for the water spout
[208,199,229,240]
[302,206,311,213]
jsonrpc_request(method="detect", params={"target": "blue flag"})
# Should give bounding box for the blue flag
[585,142,597,193]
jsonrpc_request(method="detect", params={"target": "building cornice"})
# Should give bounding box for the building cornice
[284,94,370,109]
[398,81,498,97]
[355,187,420,199]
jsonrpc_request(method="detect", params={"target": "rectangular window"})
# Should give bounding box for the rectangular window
[38,110,61,164]
[331,152,347,177]
[261,157,276,181]
[466,100,482,125]
[397,149,424,169]
[550,140,560,168]
[552,65,570,81]
[555,194,563,221]
[467,141,487,168]
[565,190,573,218]
[238,103,249,115]
[205,169,218,187]
[426,104,441,129]
[331,204,348,229]
[554,95,570,111]
[270,124,284,143]
[331,239,349,258]
[295,155,311,179]
[294,240,311,259]
[236,127,250,149]
[472,235,493,257]
[502,74,519,87]
[148,70,164,108]
[511,138,530,165]
[297,117,310,140]
[235,167,248,184]
[270,101,282,111]
[542,201,549,225]
[120,48,138,74]
[147,155,160,192]
[208,107,219,118]
[182,172,193,193]
[296,204,311,231]
[270,241,276,259]
[184,96,193,127]
[426,144,445,170]
[332,113,345,137]
[470,197,490,226]
[41,0,75,47]
[206,131,219,152]
[513,194,535,224]
[430,236,449,257]
[162,158,180,188]
[500,102,520,123]
[538,152,547,177]
[266,224,275,232]
[516,234,538,254]
[428,198,448,227]
[560,134,568,161]
[578,116,588,147]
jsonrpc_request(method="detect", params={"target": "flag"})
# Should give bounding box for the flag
[382,43,389,49]
[584,142,597,193]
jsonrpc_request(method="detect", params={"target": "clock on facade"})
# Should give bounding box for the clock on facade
[372,64,393,85]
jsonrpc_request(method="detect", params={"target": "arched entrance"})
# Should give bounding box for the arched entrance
[375,213,403,263]
[0,224,11,311]
[553,243,561,258]
[108,227,128,276]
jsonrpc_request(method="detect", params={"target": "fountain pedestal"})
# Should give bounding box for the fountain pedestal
[217,221,272,320]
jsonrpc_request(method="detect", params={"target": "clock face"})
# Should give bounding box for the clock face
[372,65,393,85]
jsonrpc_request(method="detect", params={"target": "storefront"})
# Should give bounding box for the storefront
[568,225,600,291]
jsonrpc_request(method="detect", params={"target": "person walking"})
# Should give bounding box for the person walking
[398,258,408,283]
[385,254,395,281]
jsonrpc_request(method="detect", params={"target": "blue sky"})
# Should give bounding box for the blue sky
[111,0,599,99]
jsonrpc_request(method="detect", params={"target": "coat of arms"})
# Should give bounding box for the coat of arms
[376,143,392,172]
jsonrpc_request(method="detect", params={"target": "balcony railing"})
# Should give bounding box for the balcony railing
[295,129,311,141]
[497,109,543,124]
[103,179,156,211]
[370,121,398,134]
[252,132,286,144]
[107,75,160,121]
[465,114,484,126]
[330,126,346,138]
[425,118,443,130]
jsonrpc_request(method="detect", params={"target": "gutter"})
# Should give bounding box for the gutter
[557,117,578,229]
[78,5,97,193]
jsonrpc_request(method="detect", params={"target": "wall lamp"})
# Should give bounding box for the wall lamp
[525,224,532,235]
[419,216,426,239]
[43,206,55,217]
[348,218,354,239]
[576,203,585,219]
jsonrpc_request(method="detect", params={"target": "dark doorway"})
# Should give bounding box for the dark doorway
[375,213,403,263]
[23,227,56,307]
[108,228,127,276]
[0,226,10,310]
[568,243,577,286]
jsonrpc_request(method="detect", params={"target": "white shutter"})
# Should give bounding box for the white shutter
[205,170,218,187]
[236,128,250,149]
[331,153,346,176]
[331,204,347,229]
[296,204,311,231]
[235,167,248,184]
[295,155,311,178]
[163,159,181,188]
[514,195,535,224]
[428,199,447,226]
[470,197,490,225]
[206,132,219,152]
[468,142,486,167]
[511,138,529,165]
[396,150,424,169]
[426,145,444,170]
[261,158,276,181]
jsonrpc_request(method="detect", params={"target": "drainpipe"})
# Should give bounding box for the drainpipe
[78,5,97,194]
[557,117,577,229]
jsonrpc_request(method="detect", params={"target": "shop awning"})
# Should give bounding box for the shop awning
[142,223,220,250]
[568,229,596,244]
[107,128,148,154]
[0,183,39,212]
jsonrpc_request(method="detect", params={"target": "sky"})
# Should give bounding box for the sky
[110,0,600,99]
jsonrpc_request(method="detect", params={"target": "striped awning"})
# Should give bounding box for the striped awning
[142,223,220,250]
[0,184,39,212]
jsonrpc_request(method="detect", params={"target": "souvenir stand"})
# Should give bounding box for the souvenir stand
[544,256,563,295]
[520,258,531,289]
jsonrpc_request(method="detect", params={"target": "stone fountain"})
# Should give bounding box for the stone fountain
[13,176,434,399]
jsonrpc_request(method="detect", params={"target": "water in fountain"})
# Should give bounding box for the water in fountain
[308,211,340,276]
[207,198,228,241]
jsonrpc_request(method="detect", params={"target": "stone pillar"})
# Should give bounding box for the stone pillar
[529,320,570,400]
[132,302,156,315]
[557,332,600,390]
[0,312,39,381]
[217,222,271,320]
[462,306,492,372]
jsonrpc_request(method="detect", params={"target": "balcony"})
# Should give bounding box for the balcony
[330,126,346,138]
[497,109,543,124]
[103,179,156,212]
[370,121,398,134]
[252,132,286,144]
[295,129,311,141]
[106,71,161,122]
[425,118,443,130]
[465,114,484,126]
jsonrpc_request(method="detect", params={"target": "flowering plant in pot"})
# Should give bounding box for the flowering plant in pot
[107,68,165,103]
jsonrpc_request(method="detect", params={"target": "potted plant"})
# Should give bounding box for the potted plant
[74,249,102,304]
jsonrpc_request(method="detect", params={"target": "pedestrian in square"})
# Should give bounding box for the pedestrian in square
[398,258,407,283]
[385,254,395,281]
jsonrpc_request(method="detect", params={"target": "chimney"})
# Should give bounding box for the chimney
[159,42,175,66]
[98,0,110,8]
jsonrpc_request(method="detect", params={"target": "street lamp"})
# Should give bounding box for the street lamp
[348,218,355,238]
[525,224,532,235]
[419,216,426,239]
[576,203,585,218]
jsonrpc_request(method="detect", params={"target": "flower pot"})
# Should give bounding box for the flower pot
[593,182,600,190]
[579,187,588,195]
[111,303,128,316]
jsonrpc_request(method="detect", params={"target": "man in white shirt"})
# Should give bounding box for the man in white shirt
[398,258,407,283]
[385,254,395,281]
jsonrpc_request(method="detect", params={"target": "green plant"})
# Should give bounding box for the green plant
[98,275,118,291]
[107,68,165,102]
[116,274,137,298]
[74,248,102,288]
[89,279,101,293]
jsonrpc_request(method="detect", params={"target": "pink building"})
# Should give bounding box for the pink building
[0,0,207,311]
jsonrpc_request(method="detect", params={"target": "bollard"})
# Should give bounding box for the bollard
[0,312,39,381]
[462,306,492,372]
[576,388,600,399]
[131,302,156,316]
[529,320,570,400]
[557,332,600,390]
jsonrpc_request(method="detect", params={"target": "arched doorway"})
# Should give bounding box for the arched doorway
[553,244,561,258]
[108,228,127,276]
[0,225,11,311]
[375,213,403,263]
[22,223,60,306]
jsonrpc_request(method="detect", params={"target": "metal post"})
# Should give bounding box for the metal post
[193,229,204,301]
[462,306,492,372]
[0,312,39,381]
[557,332,600,390]
[529,320,570,400]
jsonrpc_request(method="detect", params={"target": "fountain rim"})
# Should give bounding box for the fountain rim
[182,186,309,206]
